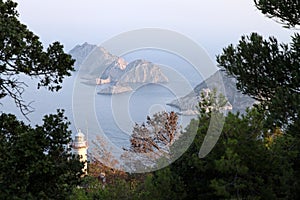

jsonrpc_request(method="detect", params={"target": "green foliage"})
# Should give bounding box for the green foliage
[0,1,82,199]
[0,0,75,117]
[82,103,298,200]
[254,0,300,28]
[216,3,300,198]
[217,33,300,127]
[0,110,83,199]
[167,107,299,199]
[142,168,187,200]
[70,174,154,200]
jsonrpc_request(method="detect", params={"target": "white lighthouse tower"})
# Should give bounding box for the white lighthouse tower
[72,129,88,175]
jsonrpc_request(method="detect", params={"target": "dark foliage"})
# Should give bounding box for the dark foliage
[0,0,75,118]
[254,0,300,28]
[0,110,84,199]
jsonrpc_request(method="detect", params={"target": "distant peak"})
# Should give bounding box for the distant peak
[69,42,97,53]
[80,42,96,48]
[129,59,150,65]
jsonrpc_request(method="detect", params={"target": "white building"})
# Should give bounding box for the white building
[72,129,88,175]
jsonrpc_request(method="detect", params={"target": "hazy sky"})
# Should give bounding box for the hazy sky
[15,0,296,59]
[5,0,298,125]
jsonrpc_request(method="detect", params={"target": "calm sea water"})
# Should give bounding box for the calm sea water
[94,82,195,148]
[2,75,199,150]
[2,49,209,150]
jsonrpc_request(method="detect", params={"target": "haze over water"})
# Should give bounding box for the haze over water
[2,49,203,150]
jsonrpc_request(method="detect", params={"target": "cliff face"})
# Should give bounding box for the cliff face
[69,43,169,94]
[96,59,169,94]
[100,58,128,81]
[118,59,168,84]
[99,59,168,84]
[168,70,256,115]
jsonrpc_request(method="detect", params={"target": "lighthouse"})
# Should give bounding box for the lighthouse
[72,129,88,175]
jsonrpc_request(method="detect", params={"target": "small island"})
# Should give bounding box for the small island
[97,84,133,95]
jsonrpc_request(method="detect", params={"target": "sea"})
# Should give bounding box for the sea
[2,49,215,152]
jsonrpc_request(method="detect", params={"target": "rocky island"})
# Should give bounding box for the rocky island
[168,70,256,115]
[69,43,169,94]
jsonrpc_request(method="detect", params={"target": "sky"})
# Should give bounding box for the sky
[15,0,296,60]
[4,0,298,129]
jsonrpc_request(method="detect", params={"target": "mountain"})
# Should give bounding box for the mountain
[96,59,169,94]
[69,43,255,109]
[117,59,168,84]
[168,70,256,115]
[69,42,97,70]
[69,43,119,79]
[69,43,169,94]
